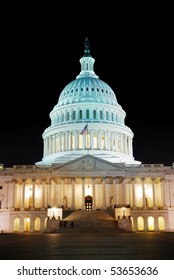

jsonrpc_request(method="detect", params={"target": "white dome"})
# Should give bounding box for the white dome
[36,38,141,167]
[58,76,118,107]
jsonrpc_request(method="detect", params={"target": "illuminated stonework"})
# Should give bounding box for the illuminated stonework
[0,39,174,233]
[36,38,140,166]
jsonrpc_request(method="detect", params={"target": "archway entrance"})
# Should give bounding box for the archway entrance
[85,195,92,210]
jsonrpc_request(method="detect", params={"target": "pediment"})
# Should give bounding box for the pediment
[51,155,125,172]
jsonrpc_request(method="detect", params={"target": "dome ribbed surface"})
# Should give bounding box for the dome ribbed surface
[58,76,118,106]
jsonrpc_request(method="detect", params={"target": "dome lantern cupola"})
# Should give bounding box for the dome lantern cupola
[76,37,98,79]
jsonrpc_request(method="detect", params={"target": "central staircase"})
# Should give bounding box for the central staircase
[57,210,127,233]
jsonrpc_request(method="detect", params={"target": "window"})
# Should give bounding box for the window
[66,112,69,121]
[93,110,96,119]
[86,110,89,119]
[73,111,76,120]
[79,110,82,119]
[62,113,64,122]
[100,110,103,119]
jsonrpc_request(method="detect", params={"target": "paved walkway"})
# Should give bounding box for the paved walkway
[0,232,174,260]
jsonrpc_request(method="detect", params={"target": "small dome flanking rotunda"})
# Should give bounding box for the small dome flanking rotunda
[36,38,141,166]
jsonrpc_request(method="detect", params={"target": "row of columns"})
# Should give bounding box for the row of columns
[43,130,133,156]
[4,177,173,211]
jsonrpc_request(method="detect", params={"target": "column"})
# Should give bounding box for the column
[43,139,46,157]
[92,177,96,210]
[58,133,61,152]
[31,179,35,210]
[102,177,107,209]
[71,177,75,209]
[97,131,101,149]
[53,134,56,153]
[82,132,86,149]
[61,178,65,207]
[115,132,118,152]
[110,133,113,151]
[51,178,56,207]
[65,131,68,151]
[152,178,157,209]
[46,179,50,207]
[120,133,123,152]
[81,177,85,209]
[41,180,45,210]
[45,138,48,156]
[160,178,165,209]
[104,131,107,150]
[130,137,133,156]
[132,178,136,209]
[62,133,65,151]
[69,131,72,150]
[90,131,94,149]
[113,177,116,206]
[49,135,52,154]
[20,179,25,210]
[122,177,126,204]
[6,181,11,209]
[12,179,17,210]
[169,179,174,207]
[108,131,110,150]
[128,179,132,207]
[75,131,78,149]
[142,178,147,209]
[125,135,127,154]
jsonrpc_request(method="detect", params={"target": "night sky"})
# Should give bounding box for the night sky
[1,7,173,167]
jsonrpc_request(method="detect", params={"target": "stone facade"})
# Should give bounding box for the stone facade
[0,39,173,233]
[0,156,174,232]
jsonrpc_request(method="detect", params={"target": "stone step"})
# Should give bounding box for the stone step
[57,210,127,233]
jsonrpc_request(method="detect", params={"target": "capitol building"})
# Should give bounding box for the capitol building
[0,38,174,233]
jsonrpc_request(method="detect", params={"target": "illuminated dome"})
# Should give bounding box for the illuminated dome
[58,72,118,107]
[36,38,141,166]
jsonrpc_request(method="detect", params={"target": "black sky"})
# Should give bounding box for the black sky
[1,6,173,167]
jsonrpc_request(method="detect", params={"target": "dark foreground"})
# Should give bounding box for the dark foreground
[0,232,174,260]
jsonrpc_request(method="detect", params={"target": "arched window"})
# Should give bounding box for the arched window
[137,216,144,231]
[14,217,20,232]
[148,216,154,230]
[73,111,76,120]
[24,217,30,232]
[100,110,103,119]
[34,217,41,232]
[158,216,165,230]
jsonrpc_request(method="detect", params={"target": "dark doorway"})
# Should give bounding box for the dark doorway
[85,195,92,210]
